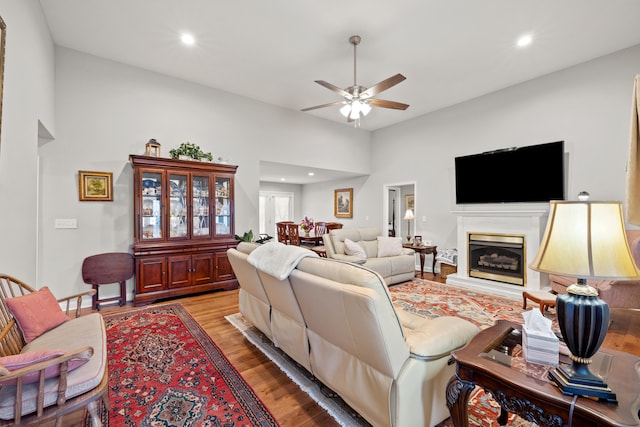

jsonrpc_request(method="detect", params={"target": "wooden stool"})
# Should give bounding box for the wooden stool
[522,290,557,312]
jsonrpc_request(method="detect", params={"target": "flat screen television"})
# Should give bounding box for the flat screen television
[455,141,565,204]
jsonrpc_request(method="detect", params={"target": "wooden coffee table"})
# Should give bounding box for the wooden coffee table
[446,313,640,427]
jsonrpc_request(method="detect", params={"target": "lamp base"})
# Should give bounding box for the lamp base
[549,363,617,403]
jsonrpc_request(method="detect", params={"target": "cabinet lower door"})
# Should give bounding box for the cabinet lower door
[168,255,191,288]
[137,257,167,293]
[192,253,215,286]
[214,252,235,282]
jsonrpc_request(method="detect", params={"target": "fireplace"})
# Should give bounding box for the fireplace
[468,233,525,286]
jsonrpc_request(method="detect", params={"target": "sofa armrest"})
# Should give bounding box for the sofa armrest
[56,290,96,318]
[402,248,414,255]
[402,315,479,360]
[329,253,364,262]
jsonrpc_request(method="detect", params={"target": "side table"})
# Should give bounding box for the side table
[402,244,437,278]
[446,319,640,427]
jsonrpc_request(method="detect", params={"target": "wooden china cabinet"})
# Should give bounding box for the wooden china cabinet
[130,155,238,306]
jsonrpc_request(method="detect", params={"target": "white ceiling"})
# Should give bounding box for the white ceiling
[38,0,640,182]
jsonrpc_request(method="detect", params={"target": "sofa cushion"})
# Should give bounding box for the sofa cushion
[344,238,367,258]
[0,350,89,385]
[5,287,70,343]
[377,236,403,257]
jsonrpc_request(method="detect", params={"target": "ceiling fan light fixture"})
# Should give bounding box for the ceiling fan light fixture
[340,103,352,117]
[301,35,408,124]
[360,101,372,116]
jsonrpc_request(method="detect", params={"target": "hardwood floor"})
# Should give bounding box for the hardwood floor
[52,272,444,426]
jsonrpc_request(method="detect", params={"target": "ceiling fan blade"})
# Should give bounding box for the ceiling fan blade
[369,98,410,110]
[300,100,346,112]
[360,74,406,99]
[315,80,352,98]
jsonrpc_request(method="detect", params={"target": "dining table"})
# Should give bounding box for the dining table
[299,230,323,246]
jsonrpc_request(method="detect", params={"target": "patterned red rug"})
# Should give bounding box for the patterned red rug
[390,279,543,329]
[103,303,279,427]
[390,279,551,427]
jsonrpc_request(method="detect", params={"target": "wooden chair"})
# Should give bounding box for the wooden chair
[326,222,343,232]
[0,275,108,426]
[314,222,327,237]
[286,223,301,246]
[276,222,293,244]
[82,252,134,310]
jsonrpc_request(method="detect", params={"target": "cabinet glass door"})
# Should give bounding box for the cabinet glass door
[192,175,211,238]
[141,172,163,239]
[215,177,232,236]
[169,173,188,238]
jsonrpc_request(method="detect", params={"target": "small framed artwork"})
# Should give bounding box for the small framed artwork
[414,235,422,246]
[78,171,113,202]
[334,188,353,218]
[406,194,415,212]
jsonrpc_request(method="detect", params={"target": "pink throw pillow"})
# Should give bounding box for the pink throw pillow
[0,350,89,385]
[5,287,70,343]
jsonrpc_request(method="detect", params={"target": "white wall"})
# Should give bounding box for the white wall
[37,47,371,299]
[367,44,640,257]
[0,0,55,283]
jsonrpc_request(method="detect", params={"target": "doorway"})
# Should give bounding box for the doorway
[259,191,294,236]
[383,182,416,242]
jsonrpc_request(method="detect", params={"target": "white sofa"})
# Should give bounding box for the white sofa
[322,227,416,285]
[228,242,479,427]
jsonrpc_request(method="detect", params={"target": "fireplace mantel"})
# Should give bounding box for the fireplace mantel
[447,206,550,299]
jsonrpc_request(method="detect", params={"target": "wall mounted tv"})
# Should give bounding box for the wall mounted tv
[455,140,565,204]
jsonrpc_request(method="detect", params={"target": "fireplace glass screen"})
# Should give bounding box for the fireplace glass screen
[468,233,525,286]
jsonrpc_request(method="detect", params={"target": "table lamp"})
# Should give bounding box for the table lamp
[403,209,414,243]
[529,200,640,402]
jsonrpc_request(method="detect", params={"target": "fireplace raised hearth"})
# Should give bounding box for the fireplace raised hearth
[468,233,525,286]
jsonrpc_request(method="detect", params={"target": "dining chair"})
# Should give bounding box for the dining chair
[315,222,327,236]
[286,223,301,246]
[326,222,343,232]
[276,221,293,244]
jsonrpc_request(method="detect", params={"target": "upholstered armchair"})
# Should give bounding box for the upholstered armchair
[549,230,640,308]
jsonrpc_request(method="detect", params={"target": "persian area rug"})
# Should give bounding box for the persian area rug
[103,303,279,427]
[389,279,544,329]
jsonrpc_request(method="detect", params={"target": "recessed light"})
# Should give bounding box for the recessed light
[517,34,533,48]
[308,172,315,176]
[280,178,286,182]
[181,33,195,46]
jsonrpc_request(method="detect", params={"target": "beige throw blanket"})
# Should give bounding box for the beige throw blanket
[627,74,640,224]
[247,241,318,280]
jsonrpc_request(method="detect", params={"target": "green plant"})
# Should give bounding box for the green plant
[169,142,213,161]
[234,230,253,242]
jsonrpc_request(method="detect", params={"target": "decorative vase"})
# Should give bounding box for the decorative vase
[304,231,310,237]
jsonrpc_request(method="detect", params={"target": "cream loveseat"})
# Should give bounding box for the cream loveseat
[322,227,416,285]
[228,242,479,427]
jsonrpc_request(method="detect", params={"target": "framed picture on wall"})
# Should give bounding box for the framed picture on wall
[334,188,353,218]
[78,170,113,201]
[0,16,6,149]
[406,194,414,212]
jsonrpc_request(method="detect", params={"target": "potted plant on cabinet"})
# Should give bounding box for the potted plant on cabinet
[169,142,213,161]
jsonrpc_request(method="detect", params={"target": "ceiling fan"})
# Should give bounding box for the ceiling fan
[301,35,409,124]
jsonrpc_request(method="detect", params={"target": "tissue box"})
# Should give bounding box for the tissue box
[522,325,559,366]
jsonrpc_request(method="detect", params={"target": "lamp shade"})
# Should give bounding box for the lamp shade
[403,209,415,220]
[529,201,640,280]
